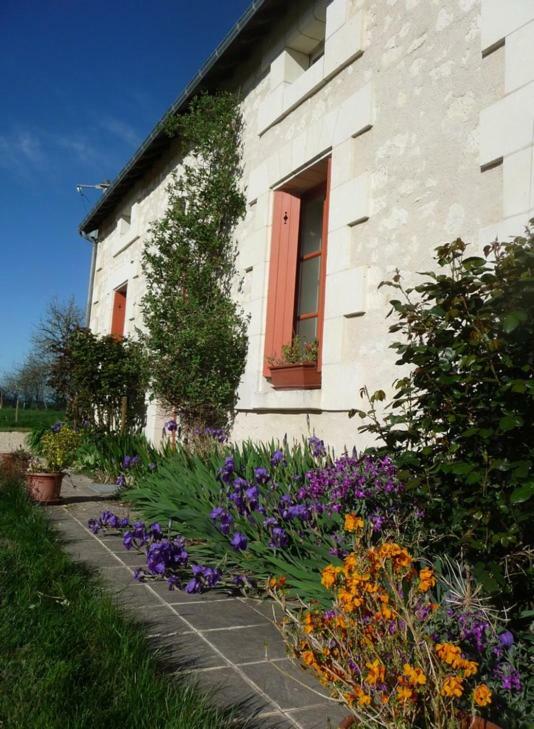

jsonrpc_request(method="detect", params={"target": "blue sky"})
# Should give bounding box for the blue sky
[0,0,250,376]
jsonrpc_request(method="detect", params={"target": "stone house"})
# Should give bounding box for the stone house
[79,0,534,451]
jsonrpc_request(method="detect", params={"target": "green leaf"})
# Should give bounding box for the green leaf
[510,482,534,504]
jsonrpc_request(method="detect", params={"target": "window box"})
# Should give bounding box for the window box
[269,362,321,390]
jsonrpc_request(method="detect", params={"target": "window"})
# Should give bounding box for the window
[111,284,127,339]
[263,157,330,386]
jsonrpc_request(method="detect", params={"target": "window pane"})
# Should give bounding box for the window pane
[297,256,320,315]
[299,196,323,257]
[296,317,317,342]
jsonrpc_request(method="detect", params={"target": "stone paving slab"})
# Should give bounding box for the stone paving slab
[43,475,346,729]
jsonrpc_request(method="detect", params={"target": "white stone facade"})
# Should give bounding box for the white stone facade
[85,0,534,453]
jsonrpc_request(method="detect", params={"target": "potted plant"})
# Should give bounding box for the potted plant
[0,447,31,476]
[268,336,321,389]
[26,423,81,504]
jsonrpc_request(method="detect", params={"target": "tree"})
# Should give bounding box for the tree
[32,296,84,362]
[141,92,248,434]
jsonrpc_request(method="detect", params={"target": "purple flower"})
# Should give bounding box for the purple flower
[165,419,177,432]
[115,474,127,488]
[308,435,326,458]
[254,467,270,484]
[218,456,235,483]
[270,449,286,467]
[132,568,144,582]
[230,532,248,551]
[122,455,140,469]
[166,575,180,590]
[210,507,233,535]
[51,421,63,433]
[269,527,289,549]
[499,630,514,648]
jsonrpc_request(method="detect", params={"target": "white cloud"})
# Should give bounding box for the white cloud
[99,116,141,147]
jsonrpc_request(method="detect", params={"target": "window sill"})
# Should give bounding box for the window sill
[268,363,321,390]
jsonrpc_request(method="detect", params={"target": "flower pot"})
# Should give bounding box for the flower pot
[26,472,64,504]
[0,453,16,469]
[269,362,321,390]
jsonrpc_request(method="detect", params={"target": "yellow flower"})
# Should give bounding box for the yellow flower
[396,685,414,702]
[321,565,341,590]
[344,513,364,532]
[418,567,436,592]
[301,650,316,667]
[365,659,385,686]
[403,663,426,686]
[441,676,464,698]
[473,684,492,707]
[353,686,371,706]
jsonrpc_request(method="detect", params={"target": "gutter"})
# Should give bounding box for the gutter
[79,0,269,236]
[81,231,98,326]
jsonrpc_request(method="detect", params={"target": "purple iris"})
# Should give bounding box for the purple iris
[210,507,233,535]
[269,527,289,549]
[254,467,270,484]
[165,419,178,432]
[218,456,235,483]
[230,532,248,551]
[270,449,286,467]
[51,421,63,433]
[122,455,140,469]
[308,435,326,458]
[499,630,514,648]
[115,474,127,487]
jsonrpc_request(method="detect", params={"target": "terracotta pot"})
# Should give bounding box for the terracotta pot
[0,452,16,468]
[26,472,64,504]
[269,362,321,390]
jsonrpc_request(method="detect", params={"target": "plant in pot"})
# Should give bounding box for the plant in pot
[26,423,81,504]
[268,336,320,389]
[0,447,31,476]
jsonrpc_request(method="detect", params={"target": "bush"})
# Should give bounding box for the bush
[355,231,534,619]
[49,328,148,433]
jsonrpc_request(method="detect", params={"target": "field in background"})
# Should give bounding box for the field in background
[0,407,65,431]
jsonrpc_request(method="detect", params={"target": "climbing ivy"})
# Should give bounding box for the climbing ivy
[141,92,248,435]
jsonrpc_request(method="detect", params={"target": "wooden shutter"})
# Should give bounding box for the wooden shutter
[111,286,127,339]
[263,191,301,376]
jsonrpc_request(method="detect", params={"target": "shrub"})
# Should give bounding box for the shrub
[49,328,148,433]
[354,231,534,618]
[38,423,81,472]
[271,530,529,728]
[141,92,248,434]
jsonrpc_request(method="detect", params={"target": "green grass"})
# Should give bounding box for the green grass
[0,475,252,729]
[0,407,65,431]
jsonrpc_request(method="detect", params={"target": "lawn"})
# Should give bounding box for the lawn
[0,474,251,729]
[0,406,65,431]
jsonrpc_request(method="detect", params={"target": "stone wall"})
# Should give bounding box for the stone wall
[88,0,534,451]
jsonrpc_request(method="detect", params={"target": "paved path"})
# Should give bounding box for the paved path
[46,475,347,729]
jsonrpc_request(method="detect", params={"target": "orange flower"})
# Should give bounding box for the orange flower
[418,567,436,592]
[460,659,478,678]
[365,659,385,685]
[353,686,371,706]
[473,684,492,707]
[436,643,463,669]
[344,513,365,532]
[301,650,316,667]
[321,565,342,590]
[403,663,426,686]
[441,676,464,698]
[268,576,286,589]
[396,685,414,702]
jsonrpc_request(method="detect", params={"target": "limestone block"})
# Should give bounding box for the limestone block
[270,49,309,90]
[332,83,373,146]
[503,148,534,218]
[505,20,534,93]
[248,162,268,203]
[325,226,352,275]
[325,0,348,40]
[320,362,359,410]
[479,207,534,246]
[479,82,534,164]
[324,12,364,78]
[321,315,344,365]
[481,0,534,52]
[258,83,288,132]
[328,174,369,231]
[284,58,325,111]
[324,266,368,320]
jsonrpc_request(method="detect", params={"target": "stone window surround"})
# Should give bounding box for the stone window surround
[258,0,364,134]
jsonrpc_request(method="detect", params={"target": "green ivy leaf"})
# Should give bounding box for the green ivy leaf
[510,482,534,504]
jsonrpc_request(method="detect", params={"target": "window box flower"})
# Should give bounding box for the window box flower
[269,361,321,389]
[268,336,321,389]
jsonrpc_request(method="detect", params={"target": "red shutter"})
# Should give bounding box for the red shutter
[111,286,127,339]
[263,191,301,376]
